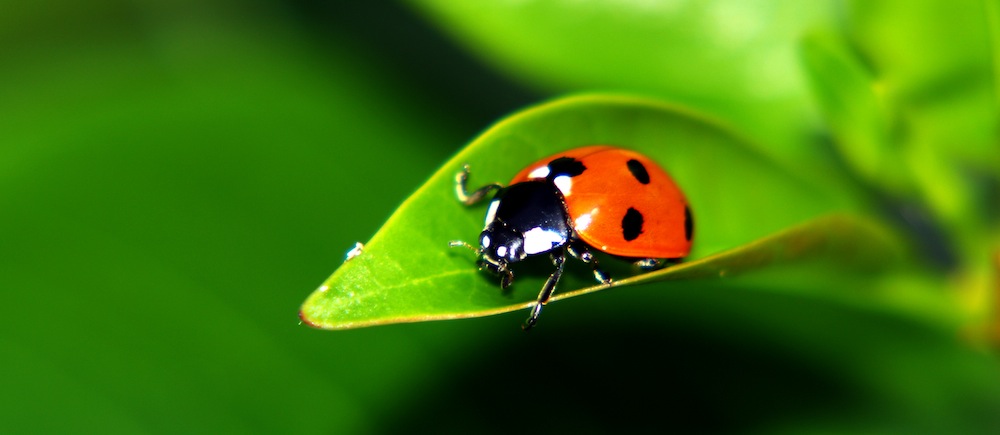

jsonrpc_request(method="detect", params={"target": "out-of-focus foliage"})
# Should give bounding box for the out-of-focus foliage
[409,0,839,160]
[0,2,489,433]
[3,1,1000,433]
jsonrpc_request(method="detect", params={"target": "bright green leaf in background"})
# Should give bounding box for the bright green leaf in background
[800,30,907,195]
[836,1,1000,326]
[407,0,841,172]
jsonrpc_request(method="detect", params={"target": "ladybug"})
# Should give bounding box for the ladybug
[450,146,693,330]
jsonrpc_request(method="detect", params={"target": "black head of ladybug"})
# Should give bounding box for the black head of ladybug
[475,220,526,288]
[451,181,573,291]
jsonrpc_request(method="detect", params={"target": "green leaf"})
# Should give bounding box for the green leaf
[800,30,910,196]
[845,0,1000,235]
[843,0,1000,317]
[407,0,839,159]
[300,94,896,330]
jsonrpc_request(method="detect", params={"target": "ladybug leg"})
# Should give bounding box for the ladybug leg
[455,164,503,205]
[633,258,663,270]
[566,240,611,285]
[523,249,566,331]
[499,267,514,290]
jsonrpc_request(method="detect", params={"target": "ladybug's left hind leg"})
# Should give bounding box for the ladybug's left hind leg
[523,249,566,331]
[633,258,663,270]
[634,258,680,271]
[455,164,503,205]
[567,240,611,285]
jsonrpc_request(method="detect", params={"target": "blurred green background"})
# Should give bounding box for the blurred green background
[3,1,999,433]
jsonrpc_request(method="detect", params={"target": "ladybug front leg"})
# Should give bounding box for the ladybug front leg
[523,249,566,331]
[455,164,503,205]
[566,240,611,285]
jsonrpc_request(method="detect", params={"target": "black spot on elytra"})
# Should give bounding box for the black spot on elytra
[684,206,693,241]
[546,157,587,181]
[626,159,650,184]
[622,207,644,241]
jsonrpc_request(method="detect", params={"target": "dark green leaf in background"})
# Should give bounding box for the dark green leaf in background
[0,2,485,433]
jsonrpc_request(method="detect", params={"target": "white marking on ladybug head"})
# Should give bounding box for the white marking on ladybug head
[522,227,567,255]
[553,175,572,195]
[528,166,550,179]
[481,234,491,248]
[496,246,508,258]
[485,199,500,224]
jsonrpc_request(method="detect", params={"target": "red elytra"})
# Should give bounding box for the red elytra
[509,146,692,259]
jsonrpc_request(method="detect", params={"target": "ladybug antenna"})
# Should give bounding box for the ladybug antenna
[448,240,480,255]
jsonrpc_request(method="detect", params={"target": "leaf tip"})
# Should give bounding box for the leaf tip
[298,308,323,329]
[299,285,331,329]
